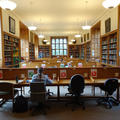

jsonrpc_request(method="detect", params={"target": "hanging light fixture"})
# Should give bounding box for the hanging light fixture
[82,1,91,30]
[0,0,16,10]
[28,26,37,31]
[38,34,44,38]
[75,34,81,38]
[102,0,120,9]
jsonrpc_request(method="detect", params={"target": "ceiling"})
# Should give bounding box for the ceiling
[12,0,107,36]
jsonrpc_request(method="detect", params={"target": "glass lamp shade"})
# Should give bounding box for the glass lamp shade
[82,25,91,30]
[0,0,16,10]
[102,0,120,9]
[28,26,37,31]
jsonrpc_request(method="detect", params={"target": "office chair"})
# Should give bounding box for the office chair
[97,78,119,109]
[30,82,49,115]
[65,74,85,111]
[0,82,18,109]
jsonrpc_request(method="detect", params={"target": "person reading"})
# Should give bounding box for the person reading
[32,67,53,85]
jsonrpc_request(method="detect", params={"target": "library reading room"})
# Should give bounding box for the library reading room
[0,0,120,119]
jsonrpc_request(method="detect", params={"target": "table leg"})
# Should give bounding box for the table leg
[57,85,60,101]
[116,86,119,101]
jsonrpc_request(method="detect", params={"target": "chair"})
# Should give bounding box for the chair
[65,74,85,110]
[30,82,49,115]
[0,82,18,109]
[97,78,119,109]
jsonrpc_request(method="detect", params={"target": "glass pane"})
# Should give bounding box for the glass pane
[64,50,67,55]
[64,44,67,49]
[56,39,59,43]
[56,44,59,49]
[60,44,63,49]
[52,50,55,55]
[52,44,55,49]
[56,50,59,55]
[60,39,63,43]
[64,38,67,43]
[60,50,63,55]
[52,39,55,43]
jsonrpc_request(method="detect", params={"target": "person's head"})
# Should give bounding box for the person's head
[37,67,44,75]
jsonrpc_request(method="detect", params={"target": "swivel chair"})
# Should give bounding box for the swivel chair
[65,74,85,110]
[97,78,119,109]
[30,82,49,115]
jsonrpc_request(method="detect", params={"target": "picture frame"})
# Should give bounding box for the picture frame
[105,18,111,33]
[9,16,15,34]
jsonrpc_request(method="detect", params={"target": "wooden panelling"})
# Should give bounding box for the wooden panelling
[0,67,120,81]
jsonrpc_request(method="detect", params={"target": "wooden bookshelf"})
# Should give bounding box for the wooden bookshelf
[80,44,85,60]
[86,42,91,62]
[68,45,80,58]
[29,43,35,60]
[4,33,20,68]
[38,45,51,58]
[91,21,101,61]
[101,30,118,66]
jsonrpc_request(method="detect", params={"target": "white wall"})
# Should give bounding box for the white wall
[2,9,20,37]
[38,30,90,46]
[101,7,118,35]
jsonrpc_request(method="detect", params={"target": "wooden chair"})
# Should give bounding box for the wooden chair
[0,82,18,109]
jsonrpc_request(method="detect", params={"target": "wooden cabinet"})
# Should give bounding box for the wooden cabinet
[101,30,118,66]
[4,33,20,68]
[68,45,80,58]
[29,43,35,60]
[38,45,50,58]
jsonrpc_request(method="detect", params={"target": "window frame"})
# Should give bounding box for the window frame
[51,36,68,57]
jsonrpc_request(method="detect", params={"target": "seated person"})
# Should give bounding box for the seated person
[32,67,53,85]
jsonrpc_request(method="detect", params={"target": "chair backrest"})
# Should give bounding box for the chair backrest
[0,82,13,98]
[30,82,47,103]
[104,78,118,95]
[70,74,85,96]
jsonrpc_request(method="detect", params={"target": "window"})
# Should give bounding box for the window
[51,37,68,56]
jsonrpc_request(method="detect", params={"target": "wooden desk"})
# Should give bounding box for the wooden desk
[1,79,120,101]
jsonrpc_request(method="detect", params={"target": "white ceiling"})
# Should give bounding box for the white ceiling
[13,0,107,35]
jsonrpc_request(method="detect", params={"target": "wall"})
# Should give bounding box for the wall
[101,7,118,35]
[2,9,20,37]
[38,30,90,46]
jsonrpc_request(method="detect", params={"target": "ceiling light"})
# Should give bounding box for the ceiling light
[102,0,120,9]
[82,1,91,30]
[43,40,48,42]
[0,0,16,10]
[71,39,76,42]
[75,34,81,38]
[38,34,44,38]
[28,26,37,31]
[82,25,91,30]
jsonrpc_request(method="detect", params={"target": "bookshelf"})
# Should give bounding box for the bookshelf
[80,45,85,60]
[101,30,118,66]
[86,42,91,62]
[68,45,80,58]
[29,43,35,60]
[38,45,50,58]
[4,33,20,67]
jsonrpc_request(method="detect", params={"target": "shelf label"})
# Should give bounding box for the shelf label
[60,70,67,78]
[0,70,3,79]
[91,69,97,77]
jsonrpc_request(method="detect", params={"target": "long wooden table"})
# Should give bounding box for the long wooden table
[1,79,120,101]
